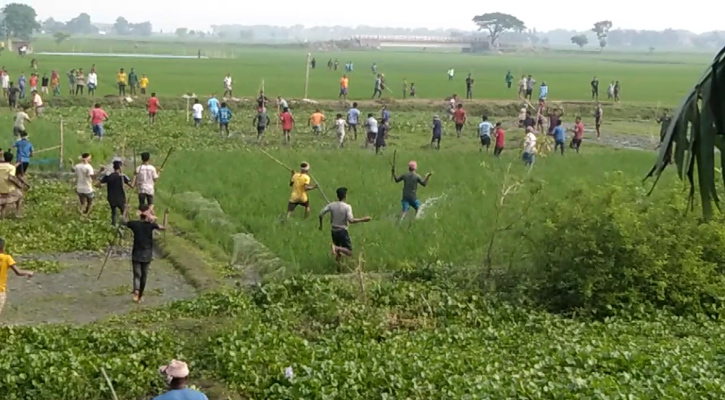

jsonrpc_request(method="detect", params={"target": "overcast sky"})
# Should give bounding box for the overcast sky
[28,0,720,34]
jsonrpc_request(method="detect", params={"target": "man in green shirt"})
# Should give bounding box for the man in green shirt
[392,160,432,220]
[128,68,139,96]
[505,71,513,89]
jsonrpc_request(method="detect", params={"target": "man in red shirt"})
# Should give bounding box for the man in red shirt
[87,103,109,140]
[570,116,584,153]
[279,107,294,145]
[493,122,505,157]
[146,92,161,124]
[452,104,466,138]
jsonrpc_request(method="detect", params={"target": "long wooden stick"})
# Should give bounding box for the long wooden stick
[310,174,330,204]
[259,148,293,172]
[100,368,119,400]
[159,147,174,170]
[59,118,64,169]
[33,145,61,154]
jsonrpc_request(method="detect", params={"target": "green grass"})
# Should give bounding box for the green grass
[0,42,713,104]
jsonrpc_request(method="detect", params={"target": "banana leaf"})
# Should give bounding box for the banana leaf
[646,45,725,220]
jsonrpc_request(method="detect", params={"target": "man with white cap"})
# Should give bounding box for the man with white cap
[286,162,318,220]
[392,160,432,220]
[154,359,208,400]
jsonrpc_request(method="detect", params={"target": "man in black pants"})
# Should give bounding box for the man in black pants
[122,204,167,303]
[99,160,132,226]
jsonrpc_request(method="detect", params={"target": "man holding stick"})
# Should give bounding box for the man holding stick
[286,162,318,220]
[121,204,167,303]
[133,152,161,215]
[99,160,132,226]
[319,187,371,264]
[392,161,432,220]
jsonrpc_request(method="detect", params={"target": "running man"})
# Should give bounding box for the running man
[223,74,233,98]
[465,73,474,99]
[453,104,466,138]
[253,108,271,143]
[99,160,132,226]
[88,103,109,140]
[522,127,537,168]
[0,152,25,219]
[335,113,347,148]
[392,161,432,220]
[339,74,349,101]
[0,237,35,315]
[14,132,33,177]
[218,102,232,136]
[309,109,325,135]
[280,107,294,145]
[134,152,160,214]
[147,93,161,124]
[192,99,203,127]
[318,187,371,264]
[13,105,31,137]
[71,153,96,216]
[364,113,378,148]
[347,102,360,140]
[286,162,318,220]
[478,116,493,152]
[553,120,566,155]
[121,205,167,303]
[375,122,387,155]
[372,75,383,99]
[570,116,584,153]
[207,94,220,122]
[493,122,505,157]
[594,103,603,140]
[431,115,442,150]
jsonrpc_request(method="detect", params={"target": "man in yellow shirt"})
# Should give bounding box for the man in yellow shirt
[117,68,127,96]
[0,151,24,219]
[308,109,325,136]
[0,237,35,315]
[286,162,318,219]
[140,74,149,95]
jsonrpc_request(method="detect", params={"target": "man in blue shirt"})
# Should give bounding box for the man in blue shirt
[430,115,442,150]
[347,102,360,140]
[539,82,548,102]
[14,132,33,176]
[207,94,220,123]
[478,115,493,152]
[218,102,232,137]
[553,120,566,155]
[381,105,390,131]
[154,360,208,400]
[17,73,26,99]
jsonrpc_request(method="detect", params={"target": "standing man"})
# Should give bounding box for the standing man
[1,70,9,99]
[253,108,271,143]
[14,132,33,176]
[614,81,621,103]
[553,120,566,155]
[402,79,408,99]
[525,75,536,101]
[372,75,383,99]
[71,153,96,216]
[88,103,109,140]
[17,73,26,100]
[31,90,43,118]
[0,238,35,316]
[570,116,584,153]
[431,115,442,150]
[192,99,203,127]
[522,127,537,168]
[393,161,432,220]
[591,77,599,100]
[140,74,149,95]
[99,160,132,226]
[518,75,526,98]
[86,69,96,96]
[147,93,161,124]
[74,69,85,95]
[280,107,294,145]
[539,82,548,103]
[318,187,371,264]
[219,102,232,136]
[134,152,160,215]
[594,103,603,140]
[207,94,220,123]
[286,162,318,220]
[67,69,76,95]
[465,73,474,99]
[7,82,18,109]
[347,102,360,140]
[505,71,513,89]
[223,73,233,98]
[339,74,349,101]
[117,68,127,96]
[453,103,467,138]
[447,68,455,81]
[478,115,493,152]
[41,73,50,95]
[121,205,168,303]
[128,68,138,96]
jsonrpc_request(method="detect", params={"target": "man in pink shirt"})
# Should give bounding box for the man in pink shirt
[88,103,109,140]
[570,116,584,153]
[147,92,161,124]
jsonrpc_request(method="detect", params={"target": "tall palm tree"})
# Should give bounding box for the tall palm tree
[646,46,725,220]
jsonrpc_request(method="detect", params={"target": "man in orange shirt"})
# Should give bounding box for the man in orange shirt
[339,75,349,101]
[308,109,325,136]
[452,103,467,138]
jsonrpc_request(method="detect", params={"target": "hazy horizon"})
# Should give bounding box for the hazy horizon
[26,0,721,35]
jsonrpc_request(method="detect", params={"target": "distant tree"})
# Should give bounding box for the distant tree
[472,12,526,46]
[131,21,152,36]
[571,34,589,48]
[42,18,66,34]
[189,29,195,35]
[649,46,656,53]
[592,20,613,51]
[239,29,254,40]
[1,3,40,40]
[113,17,130,35]
[175,27,188,37]
[66,13,97,35]
[53,32,71,45]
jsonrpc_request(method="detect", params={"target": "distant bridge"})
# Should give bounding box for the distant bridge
[351,35,488,50]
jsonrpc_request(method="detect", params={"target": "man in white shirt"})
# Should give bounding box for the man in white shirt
[522,127,537,168]
[71,153,96,215]
[318,187,371,264]
[223,74,232,98]
[133,152,160,214]
[335,113,347,148]
[87,70,98,96]
[192,99,203,127]
[13,107,31,137]
[32,90,43,117]
[277,96,288,110]
[364,113,378,148]
[478,115,493,152]
[447,68,454,81]
[1,71,10,97]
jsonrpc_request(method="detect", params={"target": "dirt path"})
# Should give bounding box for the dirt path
[2,255,196,325]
